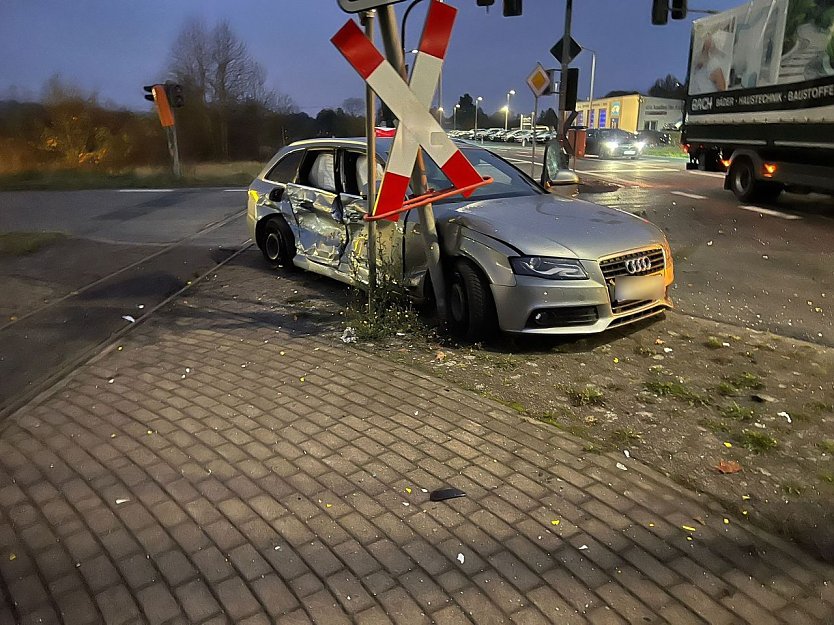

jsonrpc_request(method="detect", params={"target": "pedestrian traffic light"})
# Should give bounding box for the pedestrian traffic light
[166,83,184,108]
[503,0,522,16]
[476,0,495,5]
[651,0,669,25]
[143,85,155,103]
[670,0,687,19]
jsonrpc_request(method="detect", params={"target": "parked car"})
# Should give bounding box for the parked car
[584,129,645,158]
[637,129,671,147]
[248,138,673,339]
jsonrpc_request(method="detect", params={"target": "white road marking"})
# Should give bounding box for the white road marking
[738,205,802,220]
[687,170,725,179]
[223,188,247,192]
[579,168,678,173]
[505,157,542,168]
[118,188,174,193]
[671,191,708,200]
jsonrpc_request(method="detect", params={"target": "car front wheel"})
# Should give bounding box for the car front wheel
[447,259,498,341]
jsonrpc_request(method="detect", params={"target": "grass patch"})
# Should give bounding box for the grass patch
[807,401,834,415]
[633,343,653,357]
[782,481,803,496]
[566,384,605,407]
[704,336,724,350]
[0,161,261,191]
[716,382,738,397]
[720,402,755,421]
[645,380,706,404]
[644,145,687,158]
[609,428,642,446]
[487,354,518,371]
[817,439,834,455]
[700,418,730,435]
[818,471,834,485]
[736,429,778,454]
[345,276,422,342]
[0,232,65,256]
[726,371,764,390]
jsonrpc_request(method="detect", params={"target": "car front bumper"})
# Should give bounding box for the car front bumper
[491,259,672,334]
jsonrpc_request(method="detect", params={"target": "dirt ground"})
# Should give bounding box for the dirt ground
[345,308,834,562]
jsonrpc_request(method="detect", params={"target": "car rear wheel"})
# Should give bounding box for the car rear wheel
[447,259,498,341]
[261,217,295,265]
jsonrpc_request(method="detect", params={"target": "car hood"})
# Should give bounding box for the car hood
[439,194,665,259]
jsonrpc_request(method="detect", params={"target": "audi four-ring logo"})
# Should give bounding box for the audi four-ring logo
[625,256,651,274]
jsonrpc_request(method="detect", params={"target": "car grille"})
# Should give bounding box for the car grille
[609,303,667,328]
[526,306,599,329]
[611,299,654,315]
[600,247,665,280]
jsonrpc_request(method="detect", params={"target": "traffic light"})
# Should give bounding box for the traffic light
[476,0,494,5]
[143,85,155,103]
[503,0,522,16]
[670,0,687,19]
[651,0,669,25]
[166,83,184,108]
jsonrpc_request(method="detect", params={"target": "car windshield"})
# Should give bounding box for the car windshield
[601,129,636,141]
[417,146,543,204]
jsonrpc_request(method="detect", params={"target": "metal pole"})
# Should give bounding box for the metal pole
[377,5,448,320]
[557,0,573,145]
[531,96,538,177]
[166,125,181,179]
[588,50,596,129]
[363,10,377,311]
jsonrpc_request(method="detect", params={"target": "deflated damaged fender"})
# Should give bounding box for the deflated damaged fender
[440,224,517,287]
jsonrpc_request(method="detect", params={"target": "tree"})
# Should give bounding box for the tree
[341,97,364,117]
[604,89,640,98]
[648,74,686,99]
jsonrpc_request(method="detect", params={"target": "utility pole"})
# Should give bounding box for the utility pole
[377,5,448,320]
[557,0,573,158]
[362,9,378,311]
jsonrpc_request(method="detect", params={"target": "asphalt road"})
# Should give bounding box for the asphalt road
[0,187,250,414]
[487,142,834,347]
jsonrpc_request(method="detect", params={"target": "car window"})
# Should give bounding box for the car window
[341,150,383,197]
[265,149,304,183]
[299,150,337,193]
[418,147,543,204]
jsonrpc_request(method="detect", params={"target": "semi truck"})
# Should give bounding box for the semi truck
[681,0,834,202]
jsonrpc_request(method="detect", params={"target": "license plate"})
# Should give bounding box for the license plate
[615,275,664,302]
[623,150,637,155]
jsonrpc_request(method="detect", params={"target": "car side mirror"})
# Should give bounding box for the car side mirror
[541,140,579,188]
[268,187,284,203]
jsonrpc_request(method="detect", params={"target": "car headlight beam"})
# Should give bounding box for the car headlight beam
[510,257,588,280]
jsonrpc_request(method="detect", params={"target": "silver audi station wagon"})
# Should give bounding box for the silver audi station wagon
[247,138,674,339]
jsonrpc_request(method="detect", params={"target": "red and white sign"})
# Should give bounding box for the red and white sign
[332,0,482,220]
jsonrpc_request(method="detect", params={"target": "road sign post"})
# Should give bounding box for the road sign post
[362,10,378,311]
[144,84,182,179]
[526,63,551,178]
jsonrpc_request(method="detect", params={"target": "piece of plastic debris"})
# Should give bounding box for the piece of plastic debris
[686,536,693,541]
[613,357,619,363]
[551,520,560,526]
[682,525,697,532]
[742,495,751,501]
[457,553,465,564]
[108,378,114,384]
[117,346,123,351]
[137,304,145,309]
[654,338,665,345]
[723,442,733,448]
[623,450,631,459]
[663,347,673,353]
[777,411,792,424]
[325,504,332,508]
[121,315,136,323]
[717,460,742,474]
[707,241,713,246]
[722,342,730,347]
[405,487,412,494]
[723,518,730,525]
[435,351,446,362]
[146,430,153,435]
[616,462,628,471]
[402,502,410,507]
[9,553,16,561]
[430,487,466,502]
[341,327,357,344]
[299,377,305,383]
[115,498,129,505]
[280,351,285,356]
[421,488,428,493]
[742,510,749,516]
[578,545,588,550]
[648,523,655,527]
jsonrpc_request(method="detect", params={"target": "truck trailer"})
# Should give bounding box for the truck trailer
[682,0,834,202]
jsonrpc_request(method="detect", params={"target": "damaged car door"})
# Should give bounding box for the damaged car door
[284,149,347,268]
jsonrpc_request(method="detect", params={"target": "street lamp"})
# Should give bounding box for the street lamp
[474,96,483,138]
[453,103,460,130]
[585,48,597,128]
[437,106,444,125]
[501,105,509,132]
[505,90,515,130]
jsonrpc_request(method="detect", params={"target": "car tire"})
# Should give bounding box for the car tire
[447,259,498,341]
[261,217,295,265]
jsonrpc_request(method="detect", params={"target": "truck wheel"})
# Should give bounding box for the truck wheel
[729,158,758,202]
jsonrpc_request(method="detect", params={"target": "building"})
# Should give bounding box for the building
[575,94,683,133]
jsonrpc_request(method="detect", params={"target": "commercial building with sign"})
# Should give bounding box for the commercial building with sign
[575,94,683,133]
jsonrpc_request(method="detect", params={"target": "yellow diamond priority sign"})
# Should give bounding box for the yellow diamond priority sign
[527,63,551,98]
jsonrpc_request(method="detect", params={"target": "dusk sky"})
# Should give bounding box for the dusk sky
[0,0,744,117]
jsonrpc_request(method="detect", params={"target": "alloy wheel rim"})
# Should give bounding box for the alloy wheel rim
[266,232,282,261]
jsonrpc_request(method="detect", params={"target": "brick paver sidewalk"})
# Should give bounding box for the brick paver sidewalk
[1,252,833,625]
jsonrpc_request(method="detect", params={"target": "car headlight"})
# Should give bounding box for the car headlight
[604,141,619,150]
[510,257,588,280]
